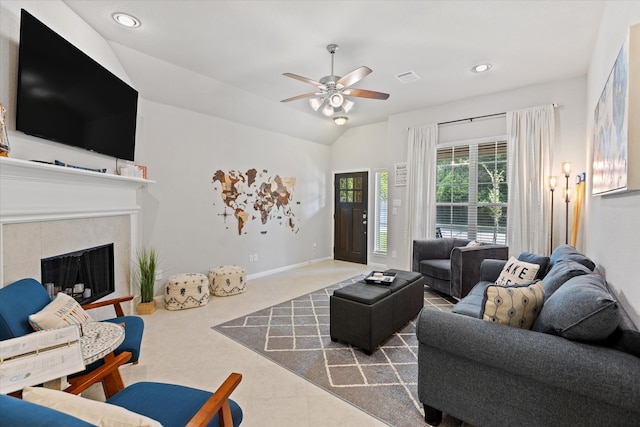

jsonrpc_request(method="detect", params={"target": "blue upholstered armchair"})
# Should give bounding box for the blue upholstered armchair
[0,351,243,427]
[0,278,144,372]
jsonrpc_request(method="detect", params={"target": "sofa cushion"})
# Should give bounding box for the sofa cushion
[452,281,492,318]
[482,281,545,329]
[28,292,93,331]
[23,386,162,427]
[107,382,244,427]
[541,260,592,298]
[532,274,619,342]
[480,259,508,282]
[419,259,451,281]
[602,302,640,358]
[517,252,550,279]
[550,244,596,271]
[495,256,540,285]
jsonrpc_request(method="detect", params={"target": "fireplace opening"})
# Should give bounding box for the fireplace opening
[41,243,115,305]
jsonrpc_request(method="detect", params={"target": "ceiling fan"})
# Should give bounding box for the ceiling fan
[281,44,390,119]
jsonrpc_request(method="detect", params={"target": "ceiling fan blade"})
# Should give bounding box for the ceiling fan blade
[336,66,372,88]
[281,93,319,103]
[283,73,326,89]
[343,88,390,100]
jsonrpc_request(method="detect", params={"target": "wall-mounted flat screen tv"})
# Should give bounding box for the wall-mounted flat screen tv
[16,9,138,161]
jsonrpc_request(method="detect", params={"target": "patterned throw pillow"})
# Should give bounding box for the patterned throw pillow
[28,292,92,331]
[495,256,540,285]
[482,281,545,329]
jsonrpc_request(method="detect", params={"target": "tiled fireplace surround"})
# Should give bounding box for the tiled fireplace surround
[0,157,149,319]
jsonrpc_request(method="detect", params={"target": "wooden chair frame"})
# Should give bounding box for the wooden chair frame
[81,295,133,318]
[64,351,242,427]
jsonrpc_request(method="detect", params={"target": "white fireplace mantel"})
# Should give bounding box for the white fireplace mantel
[0,157,154,224]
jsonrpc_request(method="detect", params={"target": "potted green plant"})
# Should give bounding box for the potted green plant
[134,247,158,315]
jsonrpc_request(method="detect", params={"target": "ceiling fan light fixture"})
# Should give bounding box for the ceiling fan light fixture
[342,99,354,113]
[322,104,335,117]
[329,93,344,108]
[309,97,324,111]
[334,116,348,126]
[281,43,389,117]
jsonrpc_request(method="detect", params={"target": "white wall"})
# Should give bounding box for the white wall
[342,78,587,270]
[584,2,640,322]
[331,122,388,266]
[136,100,332,286]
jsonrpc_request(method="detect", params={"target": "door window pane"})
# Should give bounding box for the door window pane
[339,178,364,204]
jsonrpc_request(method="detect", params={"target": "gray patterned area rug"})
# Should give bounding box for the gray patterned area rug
[213,275,461,427]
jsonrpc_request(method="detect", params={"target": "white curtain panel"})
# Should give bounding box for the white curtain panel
[407,124,438,261]
[506,105,555,255]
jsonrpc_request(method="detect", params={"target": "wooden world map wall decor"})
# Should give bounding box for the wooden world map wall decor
[212,169,299,235]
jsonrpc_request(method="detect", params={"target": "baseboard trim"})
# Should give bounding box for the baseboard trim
[246,256,332,280]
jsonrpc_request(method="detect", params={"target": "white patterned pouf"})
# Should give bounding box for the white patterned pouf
[164,273,210,310]
[209,265,246,297]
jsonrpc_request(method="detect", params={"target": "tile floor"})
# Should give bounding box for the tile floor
[88,260,396,426]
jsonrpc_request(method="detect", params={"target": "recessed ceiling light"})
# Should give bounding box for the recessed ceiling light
[471,63,492,73]
[112,13,140,28]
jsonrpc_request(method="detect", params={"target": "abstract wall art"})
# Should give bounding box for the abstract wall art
[592,24,639,195]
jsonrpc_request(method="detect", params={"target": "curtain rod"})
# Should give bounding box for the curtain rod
[438,111,505,126]
[407,103,558,130]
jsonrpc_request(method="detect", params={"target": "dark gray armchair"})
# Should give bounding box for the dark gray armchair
[412,238,508,298]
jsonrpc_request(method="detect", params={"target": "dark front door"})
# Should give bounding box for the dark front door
[334,172,368,264]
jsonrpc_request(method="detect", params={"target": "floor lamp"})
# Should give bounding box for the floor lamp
[562,162,572,244]
[548,176,557,254]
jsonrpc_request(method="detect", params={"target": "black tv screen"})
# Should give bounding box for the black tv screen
[16,9,138,161]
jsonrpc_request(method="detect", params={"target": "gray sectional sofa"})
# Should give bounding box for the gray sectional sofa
[416,245,640,426]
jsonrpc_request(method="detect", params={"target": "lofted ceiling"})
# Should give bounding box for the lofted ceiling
[62,0,605,145]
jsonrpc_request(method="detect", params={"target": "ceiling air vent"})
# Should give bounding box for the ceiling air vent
[395,71,420,84]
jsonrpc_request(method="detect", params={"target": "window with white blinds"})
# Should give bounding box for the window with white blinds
[435,140,508,244]
[374,170,388,253]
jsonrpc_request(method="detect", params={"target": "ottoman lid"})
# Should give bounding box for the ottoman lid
[333,283,391,304]
[382,269,425,293]
[384,269,424,282]
[385,278,410,293]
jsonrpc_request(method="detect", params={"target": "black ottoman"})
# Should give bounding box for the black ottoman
[330,269,425,354]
